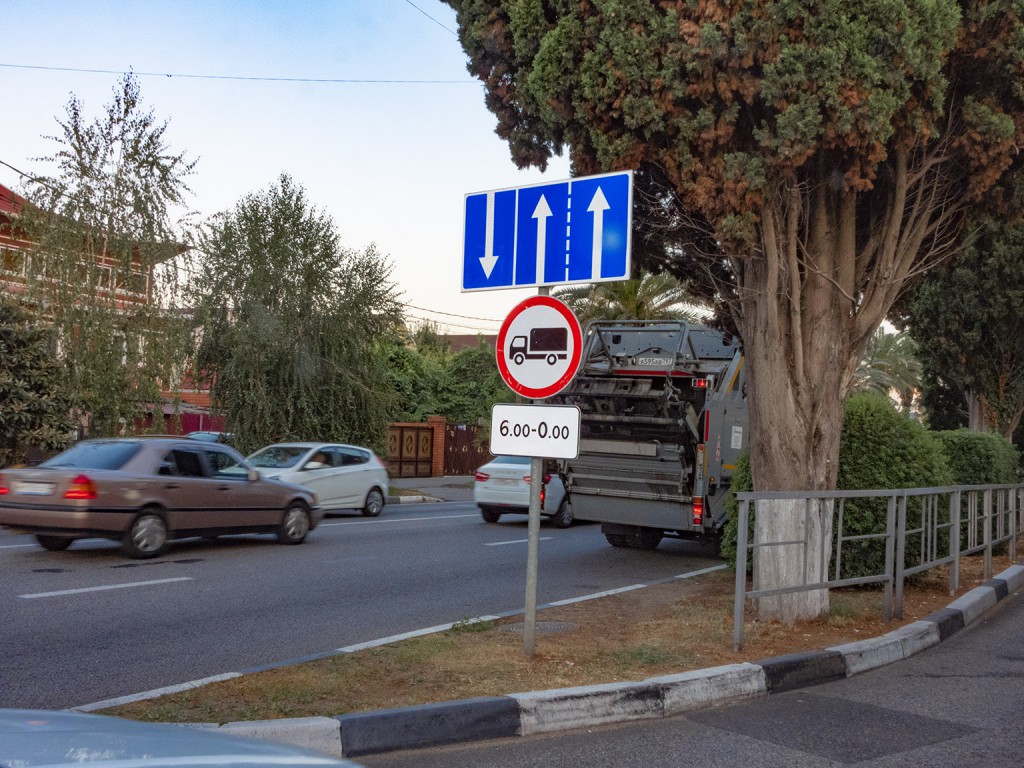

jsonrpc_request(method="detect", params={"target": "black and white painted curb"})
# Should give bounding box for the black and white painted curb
[385,494,443,504]
[141,564,1024,758]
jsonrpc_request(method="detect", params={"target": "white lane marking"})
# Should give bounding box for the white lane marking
[0,543,36,549]
[72,564,728,712]
[318,513,478,527]
[485,537,554,546]
[19,576,193,599]
[75,672,242,712]
[21,756,339,768]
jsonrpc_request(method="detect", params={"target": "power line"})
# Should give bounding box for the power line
[405,313,498,333]
[402,301,500,323]
[402,0,458,35]
[0,62,475,85]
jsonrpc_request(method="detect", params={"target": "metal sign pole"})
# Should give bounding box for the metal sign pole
[522,285,552,656]
[523,455,543,655]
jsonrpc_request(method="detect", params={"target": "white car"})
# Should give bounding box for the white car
[248,443,389,516]
[473,455,572,528]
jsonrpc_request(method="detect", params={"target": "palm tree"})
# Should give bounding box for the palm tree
[552,271,707,325]
[851,328,922,409]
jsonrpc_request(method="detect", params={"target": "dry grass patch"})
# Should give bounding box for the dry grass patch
[103,550,1015,724]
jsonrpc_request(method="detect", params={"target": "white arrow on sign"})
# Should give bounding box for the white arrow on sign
[480,191,500,279]
[588,186,610,280]
[532,195,552,285]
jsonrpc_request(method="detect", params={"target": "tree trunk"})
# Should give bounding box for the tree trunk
[736,184,860,623]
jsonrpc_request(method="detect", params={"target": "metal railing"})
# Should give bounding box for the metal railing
[732,484,1024,650]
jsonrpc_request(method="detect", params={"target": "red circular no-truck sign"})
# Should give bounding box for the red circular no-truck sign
[496,295,583,399]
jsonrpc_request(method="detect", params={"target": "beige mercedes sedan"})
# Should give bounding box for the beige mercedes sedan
[0,437,321,558]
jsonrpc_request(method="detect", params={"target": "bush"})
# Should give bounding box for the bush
[722,392,953,576]
[719,450,751,568]
[836,393,954,578]
[933,429,1020,485]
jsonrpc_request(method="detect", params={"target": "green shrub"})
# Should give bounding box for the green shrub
[933,429,1020,485]
[719,450,751,569]
[722,392,953,576]
[836,393,954,578]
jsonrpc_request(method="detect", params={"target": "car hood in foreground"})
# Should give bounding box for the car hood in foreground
[0,709,361,767]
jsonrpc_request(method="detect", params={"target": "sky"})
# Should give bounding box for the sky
[0,0,573,336]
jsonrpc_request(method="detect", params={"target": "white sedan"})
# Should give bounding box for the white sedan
[473,455,572,528]
[247,443,389,516]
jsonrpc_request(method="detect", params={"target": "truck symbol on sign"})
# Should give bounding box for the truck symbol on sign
[509,327,568,366]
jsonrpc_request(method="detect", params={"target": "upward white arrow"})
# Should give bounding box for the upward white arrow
[588,187,610,279]
[532,195,552,285]
[479,191,500,279]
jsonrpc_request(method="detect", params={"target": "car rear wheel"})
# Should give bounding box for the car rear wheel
[123,511,168,559]
[480,507,501,523]
[35,534,74,552]
[362,488,385,517]
[277,503,311,544]
[550,497,574,529]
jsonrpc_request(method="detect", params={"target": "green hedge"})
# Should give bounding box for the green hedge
[933,429,1020,485]
[722,392,956,576]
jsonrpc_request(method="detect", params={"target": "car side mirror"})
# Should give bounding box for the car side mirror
[247,469,260,482]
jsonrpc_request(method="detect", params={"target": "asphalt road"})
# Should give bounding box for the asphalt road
[363,589,1024,768]
[0,500,721,710]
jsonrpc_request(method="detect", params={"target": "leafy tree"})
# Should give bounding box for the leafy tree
[446,1,1024,621]
[16,72,195,435]
[908,219,1024,440]
[379,328,447,423]
[0,301,75,466]
[435,340,514,425]
[552,270,705,325]
[850,328,922,410]
[190,174,402,455]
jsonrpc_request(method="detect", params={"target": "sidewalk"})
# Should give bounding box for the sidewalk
[387,475,474,504]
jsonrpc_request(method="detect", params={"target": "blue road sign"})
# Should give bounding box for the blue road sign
[462,170,632,291]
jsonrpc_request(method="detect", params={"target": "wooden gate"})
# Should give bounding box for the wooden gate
[444,423,490,476]
[387,424,434,478]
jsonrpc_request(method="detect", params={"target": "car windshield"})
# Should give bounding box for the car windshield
[247,446,309,468]
[40,441,142,470]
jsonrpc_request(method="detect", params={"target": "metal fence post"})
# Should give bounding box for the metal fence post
[951,490,961,595]
[732,498,750,652]
[883,494,896,621]
[983,488,993,580]
[894,493,907,620]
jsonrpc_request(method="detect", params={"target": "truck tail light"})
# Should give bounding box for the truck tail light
[692,497,704,526]
[64,474,97,500]
[692,378,708,388]
[0,473,8,495]
[474,471,490,482]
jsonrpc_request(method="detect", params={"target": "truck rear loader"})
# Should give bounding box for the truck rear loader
[554,320,748,550]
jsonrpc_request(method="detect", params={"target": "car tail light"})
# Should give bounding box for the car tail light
[0,473,8,495]
[692,497,704,526]
[372,453,387,469]
[475,471,490,482]
[64,474,97,500]
[540,486,546,508]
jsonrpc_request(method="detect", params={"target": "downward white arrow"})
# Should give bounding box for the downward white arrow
[588,187,610,279]
[479,191,499,278]
[532,195,552,284]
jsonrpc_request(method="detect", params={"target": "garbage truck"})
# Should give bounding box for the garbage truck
[554,320,748,550]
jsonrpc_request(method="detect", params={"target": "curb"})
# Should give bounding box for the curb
[385,494,442,504]
[191,562,1022,758]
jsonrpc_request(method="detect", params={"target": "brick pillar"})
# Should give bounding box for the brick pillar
[427,415,447,477]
